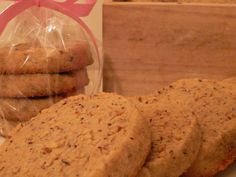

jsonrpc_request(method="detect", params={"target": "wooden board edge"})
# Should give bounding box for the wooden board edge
[103,1,236,7]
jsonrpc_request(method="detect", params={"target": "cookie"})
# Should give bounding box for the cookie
[130,91,202,177]
[0,69,89,97]
[0,89,85,122]
[222,78,236,83]
[0,42,93,74]
[0,118,20,137]
[0,96,64,122]
[222,77,236,91]
[164,78,236,177]
[0,93,151,177]
[0,90,84,137]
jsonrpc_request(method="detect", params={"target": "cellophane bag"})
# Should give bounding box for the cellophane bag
[0,6,102,137]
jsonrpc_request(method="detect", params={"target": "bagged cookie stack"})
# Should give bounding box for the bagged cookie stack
[0,42,93,137]
[0,3,102,137]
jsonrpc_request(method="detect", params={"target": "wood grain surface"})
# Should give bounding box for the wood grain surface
[103,3,236,95]
[112,0,236,3]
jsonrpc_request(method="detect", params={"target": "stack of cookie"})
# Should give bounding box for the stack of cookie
[0,42,93,136]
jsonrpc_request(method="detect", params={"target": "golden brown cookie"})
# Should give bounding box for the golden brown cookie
[130,91,202,177]
[0,93,151,177]
[0,69,89,97]
[0,89,85,122]
[0,90,84,137]
[0,97,64,122]
[0,43,93,74]
[163,78,236,177]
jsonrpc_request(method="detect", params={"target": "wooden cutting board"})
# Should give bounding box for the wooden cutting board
[104,3,236,175]
[103,2,236,96]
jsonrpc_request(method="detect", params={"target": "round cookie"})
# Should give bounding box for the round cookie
[0,69,89,97]
[130,91,202,177]
[0,89,85,122]
[0,96,64,122]
[0,43,93,74]
[167,78,236,177]
[0,93,151,177]
[0,90,84,137]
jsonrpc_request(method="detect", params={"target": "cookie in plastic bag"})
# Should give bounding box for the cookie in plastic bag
[0,0,102,137]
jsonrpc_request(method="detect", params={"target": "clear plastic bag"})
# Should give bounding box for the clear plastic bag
[0,6,102,137]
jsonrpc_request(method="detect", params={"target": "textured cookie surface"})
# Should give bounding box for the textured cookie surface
[222,77,236,92]
[0,93,151,177]
[0,69,89,97]
[130,90,202,177]
[0,43,93,74]
[164,78,236,177]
